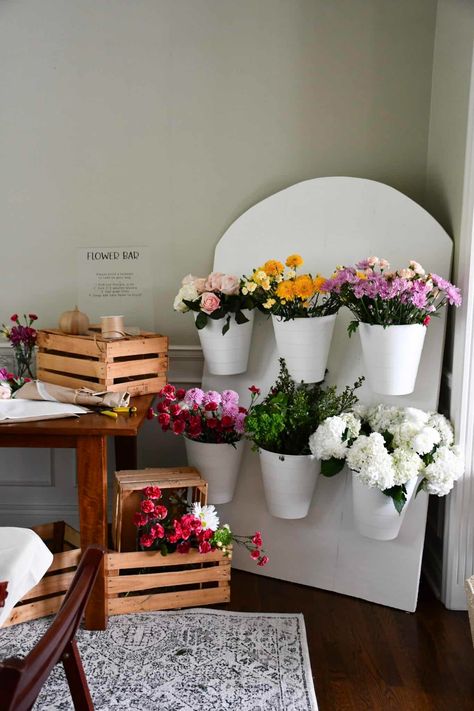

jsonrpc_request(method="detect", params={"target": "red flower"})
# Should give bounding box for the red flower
[198,540,212,554]
[28,314,38,321]
[10,314,18,322]
[157,401,170,414]
[150,523,165,539]
[221,415,234,429]
[176,388,186,400]
[207,418,218,429]
[250,549,260,560]
[169,403,181,416]
[204,401,219,411]
[257,555,269,567]
[173,419,186,435]
[146,407,155,420]
[140,534,154,548]
[249,385,260,394]
[177,541,191,554]
[199,528,213,541]
[132,512,148,528]
[141,499,155,514]
[423,315,431,326]
[158,412,171,429]
[238,406,247,414]
[154,504,168,520]
[160,384,176,400]
[23,378,31,383]
[143,485,161,499]
[252,531,263,547]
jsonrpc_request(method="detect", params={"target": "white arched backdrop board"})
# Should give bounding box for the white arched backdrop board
[201,177,452,611]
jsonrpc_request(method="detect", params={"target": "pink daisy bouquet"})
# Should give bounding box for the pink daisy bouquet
[133,485,269,566]
[323,257,461,334]
[147,384,259,444]
[173,272,255,334]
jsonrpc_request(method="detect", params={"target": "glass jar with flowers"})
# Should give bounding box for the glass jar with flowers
[242,254,339,383]
[148,384,259,504]
[173,272,256,375]
[1,313,38,380]
[244,359,363,519]
[323,257,462,395]
[309,404,463,540]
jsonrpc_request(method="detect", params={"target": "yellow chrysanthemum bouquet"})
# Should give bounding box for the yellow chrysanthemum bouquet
[243,254,338,321]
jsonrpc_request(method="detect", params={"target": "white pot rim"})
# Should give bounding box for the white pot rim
[359,322,426,330]
[272,312,337,323]
[259,447,314,459]
[184,435,243,445]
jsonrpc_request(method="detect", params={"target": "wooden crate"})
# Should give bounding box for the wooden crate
[3,521,81,627]
[112,467,208,552]
[36,327,168,396]
[106,547,231,616]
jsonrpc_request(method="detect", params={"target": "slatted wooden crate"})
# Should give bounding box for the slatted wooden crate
[36,327,168,396]
[109,466,231,613]
[3,521,81,627]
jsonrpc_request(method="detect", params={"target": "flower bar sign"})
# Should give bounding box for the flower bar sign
[77,246,153,329]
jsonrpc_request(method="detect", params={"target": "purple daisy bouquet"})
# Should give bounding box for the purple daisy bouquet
[323,257,461,334]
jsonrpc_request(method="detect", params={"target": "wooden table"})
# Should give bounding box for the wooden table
[0,394,154,630]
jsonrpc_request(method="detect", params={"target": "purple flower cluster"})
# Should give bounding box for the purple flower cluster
[323,258,461,327]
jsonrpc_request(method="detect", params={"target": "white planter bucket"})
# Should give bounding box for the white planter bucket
[259,448,320,519]
[184,437,245,504]
[352,474,418,541]
[358,323,426,395]
[271,314,336,383]
[195,310,254,375]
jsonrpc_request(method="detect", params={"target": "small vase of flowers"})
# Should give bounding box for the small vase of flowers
[243,254,339,382]
[323,258,462,395]
[173,272,255,375]
[148,385,258,504]
[1,313,38,380]
[244,359,363,519]
[309,404,463,540]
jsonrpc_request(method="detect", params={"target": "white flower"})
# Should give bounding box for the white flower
[412,426,440,455]
[341,412,361,439]
[173,283,199,313]
[286,268,296,279]
[391,447,422,485]
[423,445,464,496]
[427,413,454,446]
[309,416,349,460]
[347,432,395,490]
[364,404,403,433]
[391,421,421,449]
[190,503,220,531]
[409,260,425,275]
[404,407,430,428]
[0,382,11,400]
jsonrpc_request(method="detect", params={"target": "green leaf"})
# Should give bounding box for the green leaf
[321,457,345,477]
[415,479,425,497]
[383,484,407,514]
[347,320,359,337]
[221,316,231,335]
[235,310,250,325]
[209,308,226,320]
[195,312,208,330]
[183,299,201,313]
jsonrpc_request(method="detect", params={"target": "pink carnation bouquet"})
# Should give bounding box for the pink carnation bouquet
[147,384,260,444]
[1,313,38,379]
[133,485,269,566]
[173,271,255,334]
[323,257,461,334]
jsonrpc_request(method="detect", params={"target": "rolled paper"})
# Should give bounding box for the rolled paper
[101,315,125,340]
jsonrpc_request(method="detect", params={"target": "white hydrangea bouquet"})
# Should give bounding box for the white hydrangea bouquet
[309,404,463,513]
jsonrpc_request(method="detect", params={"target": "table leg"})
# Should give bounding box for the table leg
[114,435,138,470]
[76,436,108,630]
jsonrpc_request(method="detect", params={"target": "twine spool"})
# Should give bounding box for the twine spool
[101,315,125,340]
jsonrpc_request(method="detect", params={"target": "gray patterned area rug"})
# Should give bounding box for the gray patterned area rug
[0,608,318,710]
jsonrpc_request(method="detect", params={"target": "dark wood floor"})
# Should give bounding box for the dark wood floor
[225,570,474,711]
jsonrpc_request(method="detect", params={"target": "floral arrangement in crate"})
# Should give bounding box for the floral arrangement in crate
[309,404,463,512]
[1,313,38,381]
[245,359,363,456]
[173,272,255,334]
[133,485,268,566]
[242,254,338,320]
[147,384,258,444]
[323,257,461,334]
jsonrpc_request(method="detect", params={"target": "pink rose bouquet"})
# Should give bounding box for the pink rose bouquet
[173,271,255,334]
[147,384,259,444]
[133,487,269,566]
[323,258,461,334]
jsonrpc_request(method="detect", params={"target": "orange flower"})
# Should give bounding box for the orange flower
[356,271,368,280]
[276,280,296,301]
[285,254,304,268]
[293,275,314,300]
[313,276,327,293]
[262,259,284,277]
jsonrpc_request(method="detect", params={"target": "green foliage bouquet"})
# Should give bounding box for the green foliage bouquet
[244,359,363,456]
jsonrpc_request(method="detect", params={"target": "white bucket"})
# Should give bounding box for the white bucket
[184,437,245,504]
[259,448,320,519]
[351,474,418,541]
[195,310,254,375]
[358,323,426,395]
[271,314,337,383]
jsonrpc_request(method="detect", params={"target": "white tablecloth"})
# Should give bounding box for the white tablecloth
[0,527,53,626]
